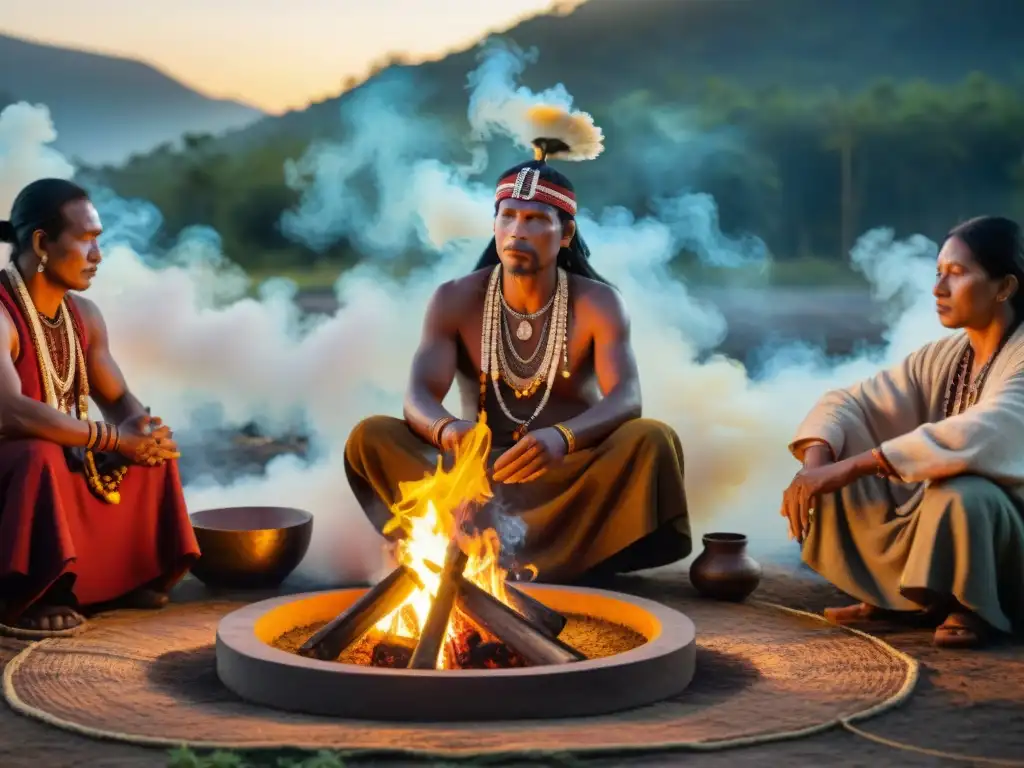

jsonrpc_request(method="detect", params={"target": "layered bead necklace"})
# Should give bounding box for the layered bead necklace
[478,265,571,441]
[941,317,1023,419]
[5,262,84,416]
[501,289,554,342]
[4,262,127,503]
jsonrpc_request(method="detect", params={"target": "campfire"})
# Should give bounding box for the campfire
[298,417,586,670]
[216,419,690,719]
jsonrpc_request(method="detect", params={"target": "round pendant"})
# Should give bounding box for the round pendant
[516,320,533,341]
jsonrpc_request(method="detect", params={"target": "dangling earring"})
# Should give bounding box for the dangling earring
[37,255,47,274]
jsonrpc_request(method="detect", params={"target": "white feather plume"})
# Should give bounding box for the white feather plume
[525,104,604,162]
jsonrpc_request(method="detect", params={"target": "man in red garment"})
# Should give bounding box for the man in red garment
[0,178,200,636]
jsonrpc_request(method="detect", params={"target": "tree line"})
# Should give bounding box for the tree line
[88,73,1024,277]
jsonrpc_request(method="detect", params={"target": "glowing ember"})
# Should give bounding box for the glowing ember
[371,414,533,667]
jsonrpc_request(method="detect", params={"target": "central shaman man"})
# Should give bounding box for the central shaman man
[345,107,690,581]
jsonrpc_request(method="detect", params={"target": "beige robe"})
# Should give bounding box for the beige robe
[790,325,1024,634]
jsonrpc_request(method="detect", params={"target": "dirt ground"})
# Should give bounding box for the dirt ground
[1,564,1022,768]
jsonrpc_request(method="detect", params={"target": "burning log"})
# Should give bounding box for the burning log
[456,577,587,666]
[371,636,416,668]
[407,539,469,669]
[504,583,567,638]
[299,565,418,660]
[449,628,527,669]
[398,603,421,637]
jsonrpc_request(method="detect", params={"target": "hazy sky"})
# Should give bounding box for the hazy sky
[1,0,581,114]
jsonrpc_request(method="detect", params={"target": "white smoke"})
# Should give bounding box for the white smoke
[0,45,944,585]
[0,103,76,265]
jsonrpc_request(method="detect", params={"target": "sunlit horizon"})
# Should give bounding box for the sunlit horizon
[0,0,585,114]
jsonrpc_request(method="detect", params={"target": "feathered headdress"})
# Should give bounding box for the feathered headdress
[495,104,604,217]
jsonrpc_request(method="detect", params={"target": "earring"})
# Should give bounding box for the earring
[37,255,46,274]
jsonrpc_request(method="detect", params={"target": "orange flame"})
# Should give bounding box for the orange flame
[372,413,525,660]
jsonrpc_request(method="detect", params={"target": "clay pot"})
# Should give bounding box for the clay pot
[688,532,762,602]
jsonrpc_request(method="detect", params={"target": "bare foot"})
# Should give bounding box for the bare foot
[934,611,990,649]
[824,603,897,624]
[16,604,87,633]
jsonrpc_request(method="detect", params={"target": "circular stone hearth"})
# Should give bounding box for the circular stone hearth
[216,583,696,721]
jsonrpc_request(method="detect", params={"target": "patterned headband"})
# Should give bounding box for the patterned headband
[494,167,577,217]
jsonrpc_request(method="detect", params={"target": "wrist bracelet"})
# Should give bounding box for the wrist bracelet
[553,423,576,454]
[429,416,457,448]
[871,447,896,478]
[96,422,118,453]
[86,421,98,451]
[426,416,447,444]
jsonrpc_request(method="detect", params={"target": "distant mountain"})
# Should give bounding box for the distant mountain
[0,33,266,165]
[193,0,1024,152]
[469,0,1024,94]
[89,0,1024,270]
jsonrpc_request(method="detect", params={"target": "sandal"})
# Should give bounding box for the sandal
[934,611,990,649]
[824,602,940,630]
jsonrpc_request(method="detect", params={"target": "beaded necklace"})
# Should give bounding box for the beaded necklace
[4,262,127,503]
[941,320,1022,418]
[478,265,571,441]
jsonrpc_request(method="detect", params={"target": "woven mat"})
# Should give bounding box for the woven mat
[2,581,917,759]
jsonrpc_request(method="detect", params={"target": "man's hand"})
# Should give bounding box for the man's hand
[121,411,172,439]
[780,460,854,544]
[117,412,180,466]
[492,428,567,484]
[439,419,476,454]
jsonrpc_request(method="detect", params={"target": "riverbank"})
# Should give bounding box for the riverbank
[294,284,891,362]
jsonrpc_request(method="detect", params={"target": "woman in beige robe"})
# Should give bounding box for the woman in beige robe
[783,215,1024,649]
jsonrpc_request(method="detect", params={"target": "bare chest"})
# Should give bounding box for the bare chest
[450,296,599,446]
[457,300,593,385]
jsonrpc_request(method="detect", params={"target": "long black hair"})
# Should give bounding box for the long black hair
[472,160,610,285]
[947,216,1024,316]
[0,178,90,254]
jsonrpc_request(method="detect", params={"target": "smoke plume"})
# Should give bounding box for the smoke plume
[0,45,944,585]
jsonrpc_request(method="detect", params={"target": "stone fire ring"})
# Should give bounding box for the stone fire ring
[216,582,696,721]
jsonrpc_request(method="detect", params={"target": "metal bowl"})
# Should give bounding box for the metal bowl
[189,506,313,590]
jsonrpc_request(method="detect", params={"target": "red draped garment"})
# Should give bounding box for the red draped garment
[0,275,200,622]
